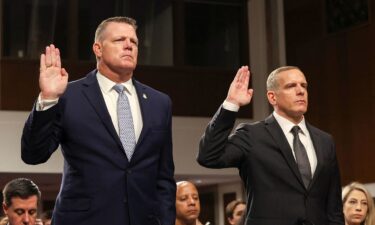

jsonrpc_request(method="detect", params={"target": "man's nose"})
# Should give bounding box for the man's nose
[22,213,30,224]
[124,39,132,50]
[296,85,305,94]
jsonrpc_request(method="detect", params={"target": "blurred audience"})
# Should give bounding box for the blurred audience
[0,217,8,225]
[225,200,246,225]
[175,181,202,225]
[2,178,41,225]
[342,182,375,225]
[41,210,53,225]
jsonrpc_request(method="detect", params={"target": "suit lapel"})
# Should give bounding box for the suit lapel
[132,80,151,155]
[306,124,324,189]
[265,115,306,188]
[81,71,124,151]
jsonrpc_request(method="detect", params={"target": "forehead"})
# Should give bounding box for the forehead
[103,22,137,38]
[347,189,367,200]
[9,196,38,209]
[234,203,246,211]
[277,69,306,84]
[177,183,198,196]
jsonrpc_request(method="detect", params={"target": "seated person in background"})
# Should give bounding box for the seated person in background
[225,200,246,225]
[175,181,202,225]
[0,217,9,225]
[342,182,375,225]
[2,178,42,225]
[41,210,53,225]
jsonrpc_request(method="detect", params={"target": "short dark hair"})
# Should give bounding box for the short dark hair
[2,178,41,207]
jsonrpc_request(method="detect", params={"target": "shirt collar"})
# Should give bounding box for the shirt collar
[96,71,135,95]
[273,111,308,136]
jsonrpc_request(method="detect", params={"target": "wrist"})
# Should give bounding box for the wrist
[223,100,240,112]
[225,97,240,107]
[41,92,59,100]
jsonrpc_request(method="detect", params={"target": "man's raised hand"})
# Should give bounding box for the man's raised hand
[226,66,254,107]
[39,44,69,100]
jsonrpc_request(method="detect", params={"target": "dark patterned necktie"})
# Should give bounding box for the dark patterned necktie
[291,126,311,188]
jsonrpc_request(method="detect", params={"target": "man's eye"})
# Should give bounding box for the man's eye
[29,209,37,215]
[131,40,138,46]
[15,209,24,215]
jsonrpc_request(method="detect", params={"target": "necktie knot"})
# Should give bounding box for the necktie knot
[113,84,125,94]
[291,126,301,137]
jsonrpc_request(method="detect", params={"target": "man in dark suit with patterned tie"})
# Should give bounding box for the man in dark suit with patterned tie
[197,66,344,225]
[21,17,175,225]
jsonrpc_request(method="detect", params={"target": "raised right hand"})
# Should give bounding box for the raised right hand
[225,66,254,107]
[39,44,69,100]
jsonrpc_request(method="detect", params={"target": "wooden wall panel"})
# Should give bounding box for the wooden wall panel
[0,60,253,117]
[285,0,375,184]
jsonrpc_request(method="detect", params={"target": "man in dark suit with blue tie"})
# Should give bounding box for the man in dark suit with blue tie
[197,66,344,225]
[21,17,175,225]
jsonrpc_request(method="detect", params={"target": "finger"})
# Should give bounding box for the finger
[45,46,52,67]
[235,66,246,86]
[40,54,46,71]
[56,48,61,68]
[242,67,250,88]
[61,68,69,78]
[234,67,242,82]
[50,44,57,67]
[248,88,254,97]
[238,66,247,86]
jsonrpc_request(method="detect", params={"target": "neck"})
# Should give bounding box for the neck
[175,219,197,225]
[274,110,304,125]
[97,64,133,83]
[346,222,361,225]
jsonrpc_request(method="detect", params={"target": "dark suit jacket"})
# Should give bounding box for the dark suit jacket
[21,70,176,225]
[197,107,344,225]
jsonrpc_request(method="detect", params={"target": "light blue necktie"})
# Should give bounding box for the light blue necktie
[113,84,136,160]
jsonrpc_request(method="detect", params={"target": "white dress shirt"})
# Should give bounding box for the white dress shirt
[96,72,143,141]
[272,111,317,175]
[222,100,317,176]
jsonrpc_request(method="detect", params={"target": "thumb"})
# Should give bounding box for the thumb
[248,89,254,97]
[61,68,69,78]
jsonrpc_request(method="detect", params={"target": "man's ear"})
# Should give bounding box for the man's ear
[3,202,8,215]
[92,42,102,58]
[267,90,276,106]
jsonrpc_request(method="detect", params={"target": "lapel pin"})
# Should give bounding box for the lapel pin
[143,93,147,99]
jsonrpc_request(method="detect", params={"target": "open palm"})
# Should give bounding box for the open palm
[39,44,69,100]
[226,66,253,106]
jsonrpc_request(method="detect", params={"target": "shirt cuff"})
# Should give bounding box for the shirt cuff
[222,100,240,112]
[36,93,59,111]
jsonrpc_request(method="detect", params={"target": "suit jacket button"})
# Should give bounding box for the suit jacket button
[123,198,128,203]
[127,169,132,174]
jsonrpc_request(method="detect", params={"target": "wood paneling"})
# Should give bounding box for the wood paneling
[0,59,252,117]
[285,0,375,184]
